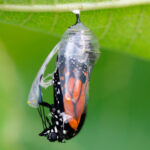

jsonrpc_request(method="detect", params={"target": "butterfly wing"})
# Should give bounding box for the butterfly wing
[58,55,89,130]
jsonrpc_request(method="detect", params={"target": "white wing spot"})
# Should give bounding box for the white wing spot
[63,130,67,134]
[56,121,59,125]
[57,89,60,94]
[54,126,58,133]
[51,129,54,132]
[57,110,60,114]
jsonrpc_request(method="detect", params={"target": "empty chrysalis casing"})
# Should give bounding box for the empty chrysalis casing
[27,10,100,142]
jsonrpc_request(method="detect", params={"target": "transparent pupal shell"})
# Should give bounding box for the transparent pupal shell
[27,42,60,108]
[59,23,100,71]
[57,22,100,129]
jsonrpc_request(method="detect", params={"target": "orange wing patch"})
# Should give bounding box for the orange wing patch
[73,79,82,103]
[68,77,74,94]
[63,72,88,130]
[76,84,85,118]
[64,95,74,116]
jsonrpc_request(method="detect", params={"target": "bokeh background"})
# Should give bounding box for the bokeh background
[0,11,150,150]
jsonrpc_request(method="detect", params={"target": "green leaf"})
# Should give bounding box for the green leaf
[0,0,150,60]
[0,3,150,149]
[0,40,24,150]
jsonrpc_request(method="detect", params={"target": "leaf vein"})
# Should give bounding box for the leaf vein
[49,13,58,32]
[20,13,33,26]
[100,11,112,40]
[126,9,144,51]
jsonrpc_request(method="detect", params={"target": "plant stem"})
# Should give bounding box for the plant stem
[0,0,150,12]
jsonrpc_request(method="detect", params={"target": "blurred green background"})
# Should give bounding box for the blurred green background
[0,14,150,150]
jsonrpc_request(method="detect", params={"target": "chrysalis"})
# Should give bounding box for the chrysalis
[27,10,100,142]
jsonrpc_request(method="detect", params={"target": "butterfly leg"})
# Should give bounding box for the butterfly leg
[38,102,53,133]
[39,102,56,114]
[39,101,51,108]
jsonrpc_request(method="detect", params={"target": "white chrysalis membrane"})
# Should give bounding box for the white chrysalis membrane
[27,42,60,108]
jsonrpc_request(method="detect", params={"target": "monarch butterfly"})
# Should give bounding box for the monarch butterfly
[27,10,100,142]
